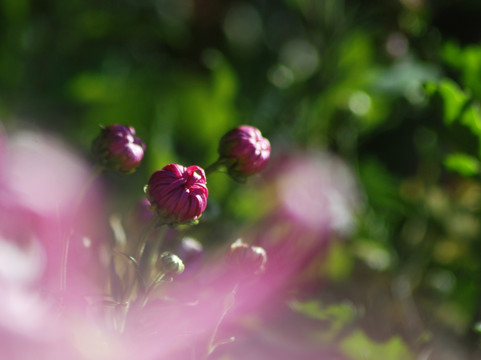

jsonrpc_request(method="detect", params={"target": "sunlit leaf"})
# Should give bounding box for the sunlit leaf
[444,153,480,176]
[437,79,470,125]
[340,331,413,360]
[442,42,481,97]
[473,322,481,333]
[359,160,405,214]
[461,103,481,137]
[289,299,357,340]
[321,242,354,281]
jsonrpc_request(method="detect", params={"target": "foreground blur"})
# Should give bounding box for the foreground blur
[0,127,360,360]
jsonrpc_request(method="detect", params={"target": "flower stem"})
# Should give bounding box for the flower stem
[205,158,236,175]
[141,272,165,307]
[204,284,238,359]
[204,159,223,175]
[60,165,103,303]
[136,215,163,261]
[116,217,166,332]
[135,217,167,305]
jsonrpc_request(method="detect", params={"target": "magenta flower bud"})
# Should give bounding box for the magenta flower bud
[227,239,267,276]
[146,164,208,224]
[92,124,145,174]
[218,125,271,179]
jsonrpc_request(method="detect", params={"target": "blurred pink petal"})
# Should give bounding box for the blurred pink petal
[4,131,91,216]
[0,236,45,284]
[277,151,360,235]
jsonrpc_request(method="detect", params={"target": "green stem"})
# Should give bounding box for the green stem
[136,216,163,261]
[118,217,167,331]
[60,165,103,300]
[141,272,166,307]
[204,284,238,359]
[205,158,235,175]
[204,159,223,175]
[135,218,167,304]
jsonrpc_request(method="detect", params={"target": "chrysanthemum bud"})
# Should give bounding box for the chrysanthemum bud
[227,239,267,276]
[92,124,145,174]
[218,125,270,179]
[145,164,208,224]
[159,252,185,275]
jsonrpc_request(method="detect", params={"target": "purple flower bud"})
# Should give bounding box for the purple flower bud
[227,239,267,276]
[146,164,208,224]
[92,124,145,174]
[218,125,271,178]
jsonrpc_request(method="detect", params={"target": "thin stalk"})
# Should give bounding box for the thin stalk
[204,284,238,359]
[116,217,166,332]
[135,219,167,305]
[141,272,166,307]
[60,165,103,300]
[136,216,163,261]
[204,159,223,175]
[204,158,235,175]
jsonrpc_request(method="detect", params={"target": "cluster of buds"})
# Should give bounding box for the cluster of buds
[91,123,270,311]
[90,122,271,225]
[91,124,271,224]
[141,125,271,225]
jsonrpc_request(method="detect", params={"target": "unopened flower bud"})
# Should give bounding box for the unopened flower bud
[218,125,270,180]
[145,164,208,224]
[92,124,145,174]
[159,252,185,275]
[227,239,267,276]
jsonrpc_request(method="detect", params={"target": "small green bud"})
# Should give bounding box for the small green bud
[159,252,185,275]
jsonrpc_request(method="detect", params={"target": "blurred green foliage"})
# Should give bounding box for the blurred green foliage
[3,0,481,358]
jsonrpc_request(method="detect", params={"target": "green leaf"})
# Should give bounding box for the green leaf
[423,81,438,96]
[460,103,481,137]
[444,153,480,176]
[442,43,481,97]
[437,79,470,125]
[289,300,357,340]
[290,300,356,321]
[358,159,405,214]
[473,322,481,333]
[340,331,413,360]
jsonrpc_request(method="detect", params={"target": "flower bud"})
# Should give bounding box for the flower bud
[145,164,208,224]
[91,124,145,174]
[218,125,270,179]
[227,239,267,276]
[159,252,185,275]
